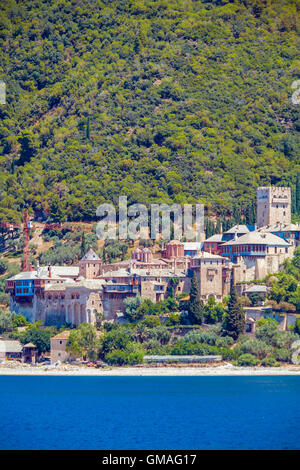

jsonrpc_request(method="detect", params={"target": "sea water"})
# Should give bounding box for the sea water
[0,376,299,450]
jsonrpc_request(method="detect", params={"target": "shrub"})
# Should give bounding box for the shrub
[105,343,144,365]
[261,356,280,367]
[215,336,234,348]
[0,310,14,333]
[100,328,131,356]
[183,330,218,346]
[0,293,9,306]
[0,259,8,275]
[256,319,279,344]
[124,295,143,322]
[220,348,240,361]
[271,331,298,349]
[239,338,272,359]
[141,315,160,328]
[105,349,128,365]
[166,313,182,326]
[274,348,291,363]
[237,354,259,367]
[147,326,171,345]
[143,339,161,351]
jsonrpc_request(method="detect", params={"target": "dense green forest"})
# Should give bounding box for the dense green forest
[0,0,299,224]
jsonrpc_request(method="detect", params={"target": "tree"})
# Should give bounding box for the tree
[223,281,245,340]
[0,259,8,275]
[296,173,300,215]
[248,292,265,306]
[124,295,143,322]
[86,117,90,140]
[21,327,51,353]
[203,297,225,324]
[66,323,100,360]
[0,310,14,334]
[187,272,204,325]
[80,231,86,258]
[17,130,38,166]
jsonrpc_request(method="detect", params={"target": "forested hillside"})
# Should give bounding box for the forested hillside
[0,0,299,223]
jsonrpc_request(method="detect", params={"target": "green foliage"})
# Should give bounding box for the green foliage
[187,272,204,325]
[223,282,245,340]
[0,309,14,333]
[140,315,160,328]
[103,240,128,263]
[66,323,100,360]
[147,325,172,345]
[203,297,226,324]
[255,318,279,344]
[100,327,132,358]
[20,327,52,353]
[294,318,300,336]
[236,354,259,367]
[269,273,299,307]
[124,294,143,322]
[39,227,99,265]
[248,292,265,306]
[166,313,182,326]
[237,338,272,359]
[105,342,144,366]
[261,356,280,367]
[270,330,298,349]
[12,313,29,327]
[0,259,8,275]
[0,0,299,223]
[274,348,291,363]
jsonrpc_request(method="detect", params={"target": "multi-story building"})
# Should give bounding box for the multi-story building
[190,252,232,301]
[221,231,293,281]
[257,186,291,228]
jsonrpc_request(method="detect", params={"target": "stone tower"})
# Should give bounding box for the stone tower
[257,186,291,228]
[78,249,102,279]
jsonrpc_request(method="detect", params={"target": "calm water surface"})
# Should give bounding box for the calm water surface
[0,376,299,450]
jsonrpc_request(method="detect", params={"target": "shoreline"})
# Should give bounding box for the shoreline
[1,363,300,376]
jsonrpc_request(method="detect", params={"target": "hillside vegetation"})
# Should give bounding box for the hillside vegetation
[0,0,299,223]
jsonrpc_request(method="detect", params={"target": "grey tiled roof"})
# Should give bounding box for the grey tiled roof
[81,249,100,261]
[223,231,290,246]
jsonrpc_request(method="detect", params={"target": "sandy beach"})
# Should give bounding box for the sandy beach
[1,362,300,376]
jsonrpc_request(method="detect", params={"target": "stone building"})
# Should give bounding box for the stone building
[78,249,103,279]
[50,330,71,364]
[257,186,291,228]
[190,252,232,301]
[221,231,293,282]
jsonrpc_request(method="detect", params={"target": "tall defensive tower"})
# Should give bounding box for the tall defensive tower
[257,186,291,228]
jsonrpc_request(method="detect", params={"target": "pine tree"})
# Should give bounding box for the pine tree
[223,278,245,340]
[187,271,204,325]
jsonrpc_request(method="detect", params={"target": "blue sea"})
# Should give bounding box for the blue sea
[0,376,299,450]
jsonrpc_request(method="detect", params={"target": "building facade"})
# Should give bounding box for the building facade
[257,186,291,228]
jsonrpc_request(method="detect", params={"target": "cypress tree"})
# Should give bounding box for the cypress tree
[296,173,300,215]
[86,117,90,140]
[187,271,204,325]
[80,231,86,258]
[223,277,245,340]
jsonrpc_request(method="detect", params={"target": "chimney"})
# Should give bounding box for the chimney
[48,265,52,278]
